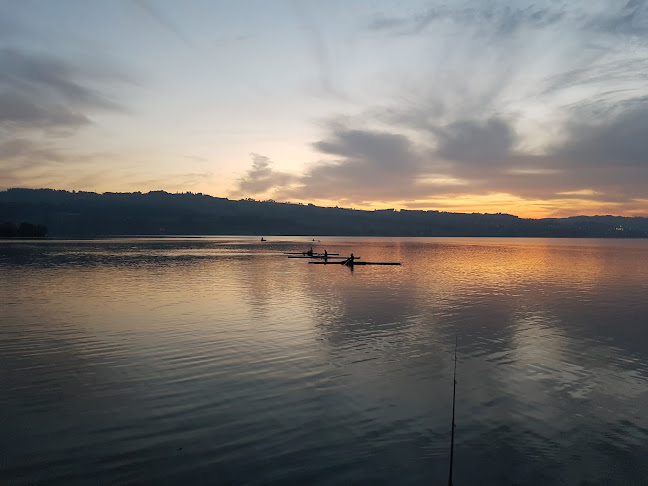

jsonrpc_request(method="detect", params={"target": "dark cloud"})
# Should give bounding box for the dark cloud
[231,153,297,197]
[446,101,648,204]
[0,48,123,131]
[313,128,421,171]
[279,127,431,204]
[435,118,514,164]
[432,102,648,204]
[0,48,121,109]
[554,100,648,168]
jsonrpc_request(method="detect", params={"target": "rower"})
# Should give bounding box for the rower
[306,246,314,256]
[323,249,328,258]
[342,253,355,266]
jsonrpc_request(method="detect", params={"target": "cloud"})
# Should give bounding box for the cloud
[0,91,89,129]
[290,2,347,99]
[586,0,648,37]
[127,172,213,192]
[0,138,96,190]
[0,138,64,164]
[441,99,648,206]
[270,93,648,212]
[230,127,442,206]
[294,1,648,214]
[434,100,648,203]
[542,57,648,98]
[130,0,195,49]
[313,127,421,172]
[278,127,434,204]
[230,153,297,197]
[556,100,648,168]
[0,48,123,132]
[368,3,566,37]
[183,155,208,162]
[435,118,515,164]
[275,119,520,204]
[0,47,128,190]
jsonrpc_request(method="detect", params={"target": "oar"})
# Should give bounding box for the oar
[448,334,457,486]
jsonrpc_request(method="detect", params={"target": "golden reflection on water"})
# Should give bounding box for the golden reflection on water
[3,237,647,345]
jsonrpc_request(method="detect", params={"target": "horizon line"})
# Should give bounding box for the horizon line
[1,186,646,221]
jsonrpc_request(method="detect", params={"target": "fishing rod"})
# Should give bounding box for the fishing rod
[448,334,457,486]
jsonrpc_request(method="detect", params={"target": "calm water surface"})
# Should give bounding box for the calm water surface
[1,237,648,485]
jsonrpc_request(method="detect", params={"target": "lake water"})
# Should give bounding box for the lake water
[1,236,648,485]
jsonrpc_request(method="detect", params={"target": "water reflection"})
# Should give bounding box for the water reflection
[1,237,648,484]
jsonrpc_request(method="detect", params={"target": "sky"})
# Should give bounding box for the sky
[1,0,648,218]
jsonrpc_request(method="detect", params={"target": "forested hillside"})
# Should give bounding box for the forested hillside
[1,188,647,238]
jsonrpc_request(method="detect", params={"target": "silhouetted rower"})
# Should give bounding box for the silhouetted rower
[342,253,355,266]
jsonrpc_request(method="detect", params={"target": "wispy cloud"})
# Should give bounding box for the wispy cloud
[290,2,348,99]
[127,172,213,192]
[368,3,566,37]
[0,138,108,191]
[586,0,648,37]
[130,0,195,49]
[0,138,64,163]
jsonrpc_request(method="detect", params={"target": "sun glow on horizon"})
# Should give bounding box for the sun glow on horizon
[252,193,646,219]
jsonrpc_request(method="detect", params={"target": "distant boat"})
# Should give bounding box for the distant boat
[260,237,266,241]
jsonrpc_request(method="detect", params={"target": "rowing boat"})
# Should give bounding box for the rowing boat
[284,252,340,256]
[288,255,359,259]
[309,261,401,265]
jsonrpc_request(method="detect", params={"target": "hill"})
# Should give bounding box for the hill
[1,188,647,238]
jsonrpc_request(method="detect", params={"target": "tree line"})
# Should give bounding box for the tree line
[1,188,647,238]
[0,221,48,237]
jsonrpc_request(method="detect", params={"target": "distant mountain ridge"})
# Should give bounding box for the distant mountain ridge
[1,188,647,238]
